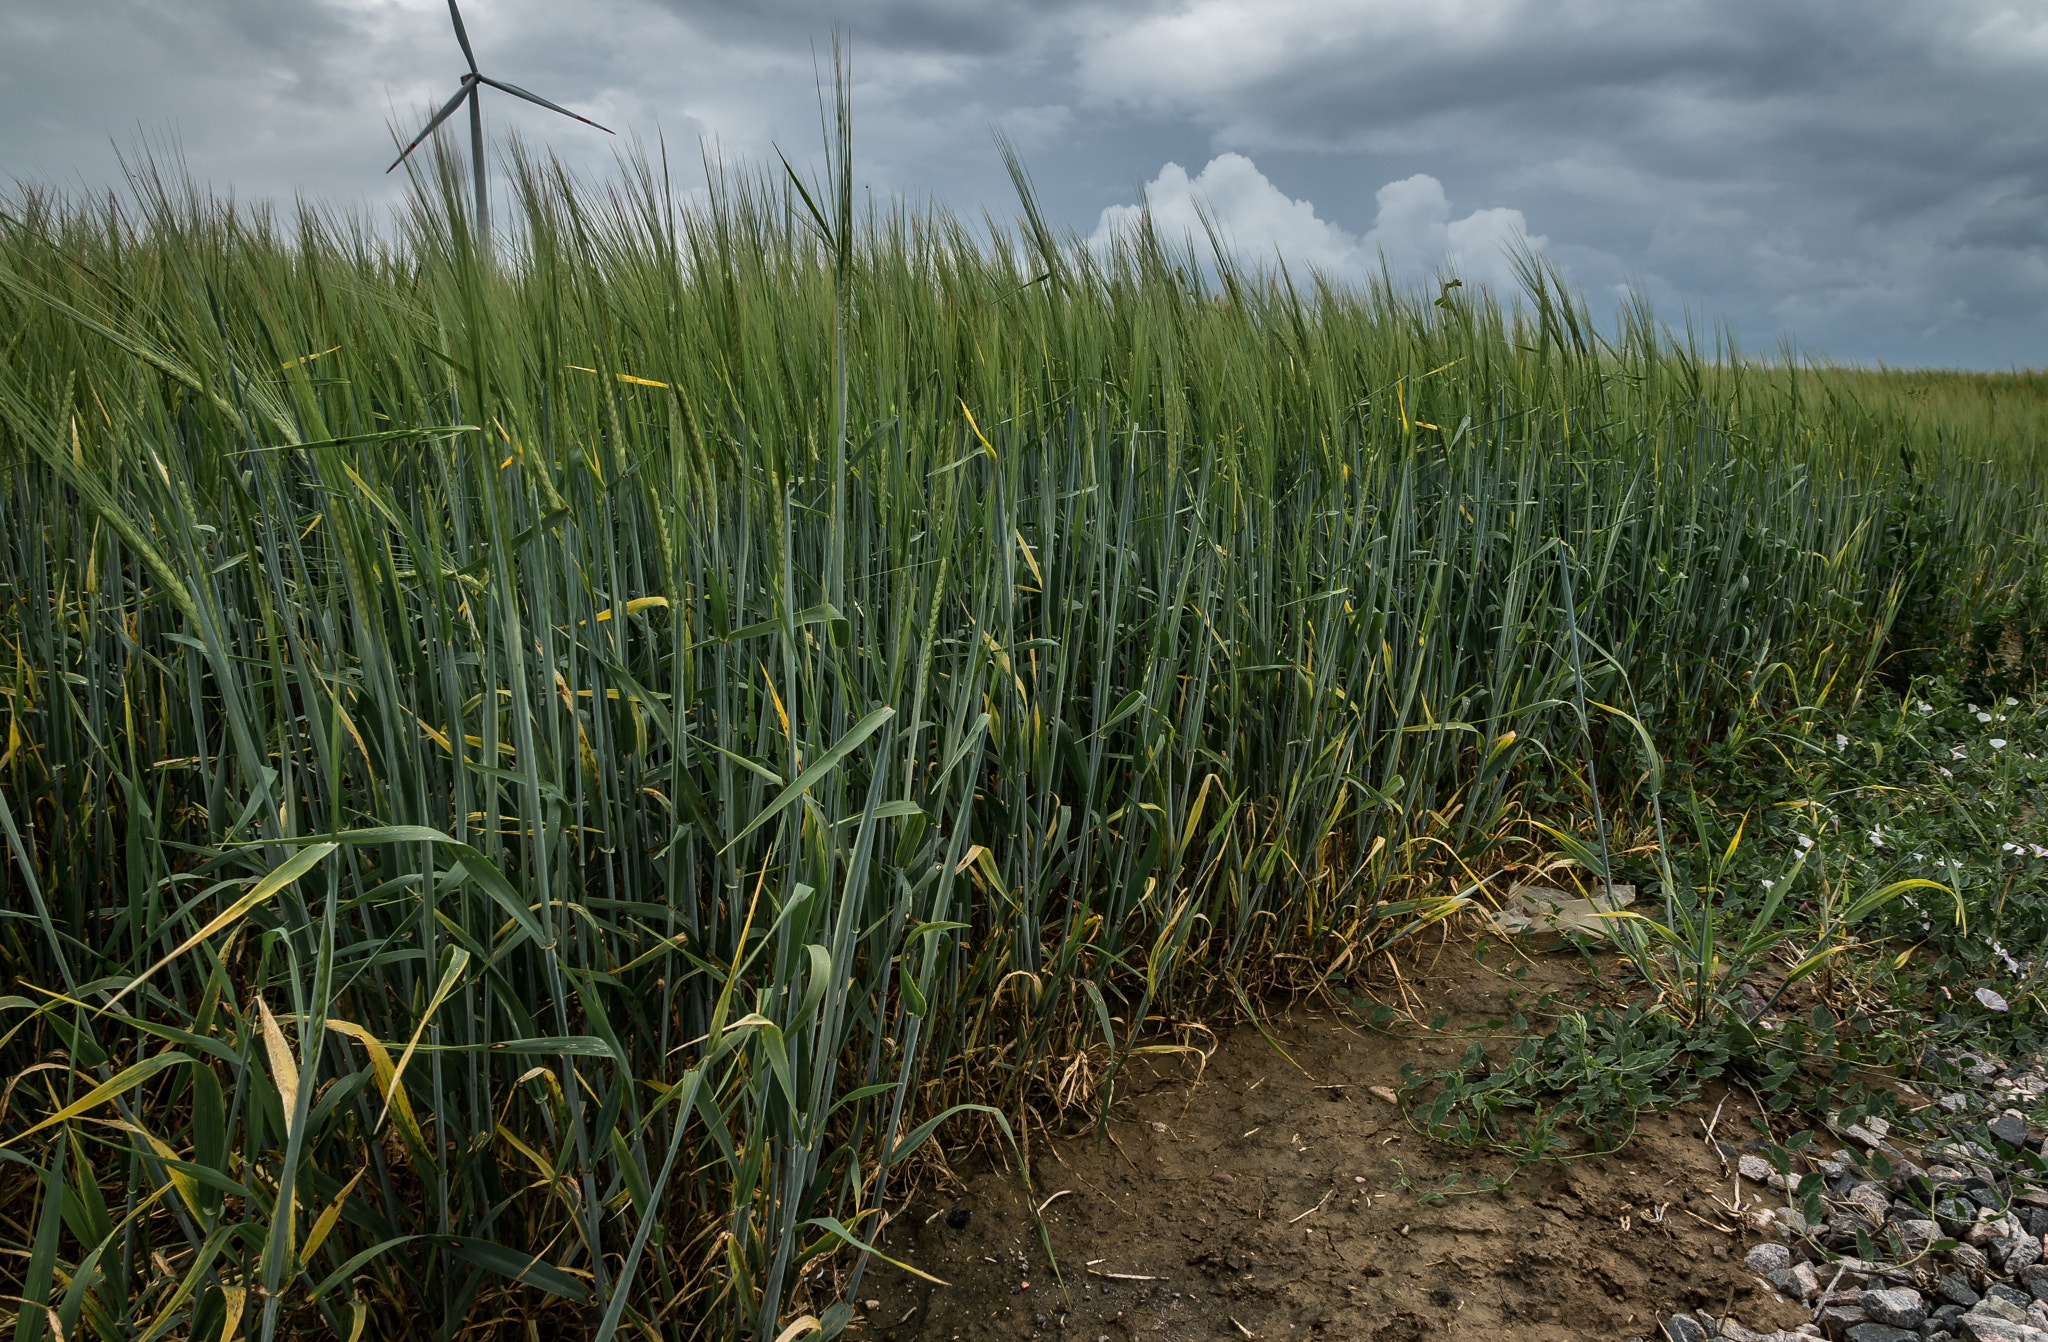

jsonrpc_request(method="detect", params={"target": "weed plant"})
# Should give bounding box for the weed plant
[0,126,2045,1340]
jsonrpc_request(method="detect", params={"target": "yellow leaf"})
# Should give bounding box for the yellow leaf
[255,996,299,1137]
[6,1052,193,1145]
[108,843,338,1009]
[378,949,470,1135]
[119,1119,203,1219]
[322,1020,428,1158]
[219,1285,248,1342]
[301,1169,365,1268]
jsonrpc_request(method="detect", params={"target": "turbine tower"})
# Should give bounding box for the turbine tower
[388,0,613,243]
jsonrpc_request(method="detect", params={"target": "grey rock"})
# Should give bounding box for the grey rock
[1894,1162,1935,1197]
[1956,1316,2048,1342]
[1860,1288,1928,1328]
[1971,1294,2031,1324]
[1845,1327,1918,1342]
[1897,1218,1942,1249]
[1972,1189,2008,1212]
[1942,1094,1971,1114]
[2005,1235,2043,1274]
[1970,1220,2012,1248]
[2018,1265,2048,1302]
[1815,1305,1868,1329]
[1991,1286,2034,1309]
[1664,1315,1711,1342]
[1739,1154,1775,1182]
[1942,1199,1985,1234]
[1716,1320,1766,1342]
[1992,1113,2031,1148]
[1943,1276,1986,1308]
[1957,1245,1995,1274]
[1852,1184,1897,1222]
[1748,1242,1794,1273]
[1769,1265,1819,1302]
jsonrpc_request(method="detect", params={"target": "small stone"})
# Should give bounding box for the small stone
[2019,1264,2048,1301]
[1739,1154,1775,1182]
[1972,1293,2030,1323]
[1663,1314,1711,1342]
[1897,1218,1941,1249]
[1849,1184,1894,1222]
[1991,1286,2033,1309]
[1748,1243,1793,1274]
[1844,1326,1917,1342]
[1814,1304,1867,1328]
[1717,1320,1765,1342]
[1943,1094,1971,1113]
[1956,1244,1994,1274]
[1943,1275,1986,1308]
[2005,1235,2044,1274]
[1858,1287,1927,1329]
[1992,1114,2031,1148]
[1942,1198,1985,1233]
[1956,1319,2023,1342]
[1769,1270,1818,1303]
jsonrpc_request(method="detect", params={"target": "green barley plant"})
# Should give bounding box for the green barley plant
[0,114,2045,1340]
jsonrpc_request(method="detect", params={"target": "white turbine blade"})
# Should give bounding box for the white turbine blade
[447,0,479,73]
[475,75,615,134]
[388,79,476,172]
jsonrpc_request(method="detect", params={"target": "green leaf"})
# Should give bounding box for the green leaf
[723,705,895,852]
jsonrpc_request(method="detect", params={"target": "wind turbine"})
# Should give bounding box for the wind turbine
[387,0,613,243]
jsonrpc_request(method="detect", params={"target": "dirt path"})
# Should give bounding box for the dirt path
[843,938,1814,1342]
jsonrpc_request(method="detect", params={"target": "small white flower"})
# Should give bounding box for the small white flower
[2007,698,2019,707]
[1978,711,1994,723]
[2032,844,2048,859]
[1992,739,2008,750]
[1797,833,1814,850]
[1952,746,1968,760]
[1969,703,1981,713]
[1868,825,1885,848]
[1977,987,2011,1012]
[1917,701,1934,714]
[1939,766,1954,778]
[1835,733,1849,750]
[1761,879,1775,891]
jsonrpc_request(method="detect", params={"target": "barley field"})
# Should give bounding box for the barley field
[1,138,2044,1341]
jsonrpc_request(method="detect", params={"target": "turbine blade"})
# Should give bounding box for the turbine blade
[387,81,476,172]
[447,0,478,73]
[475,76,615,134]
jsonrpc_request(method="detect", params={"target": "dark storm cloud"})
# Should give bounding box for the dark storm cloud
[1073,0,2048,363]
[2,0,2046,365]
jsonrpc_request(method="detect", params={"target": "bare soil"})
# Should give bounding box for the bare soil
[847,935,1815,1342]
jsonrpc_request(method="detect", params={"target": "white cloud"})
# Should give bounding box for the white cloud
[1090,154,1544,293]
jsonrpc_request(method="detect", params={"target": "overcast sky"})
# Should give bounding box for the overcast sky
[5,0,2047,368]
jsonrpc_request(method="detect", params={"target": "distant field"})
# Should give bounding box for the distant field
[1,144,2044,1341]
